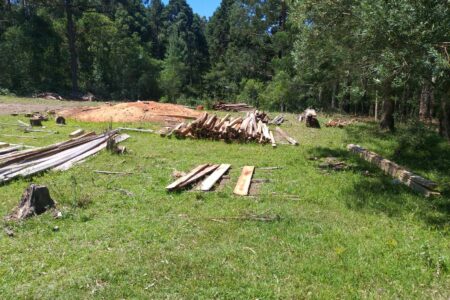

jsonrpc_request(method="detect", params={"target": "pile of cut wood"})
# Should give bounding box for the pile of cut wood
[299,109,321,128]
[252,111,270,123]
[213,102,255,112]
[325,119,356,128]
[0,131,128,183]
[167,112,277,146]
[167,164,231,192]
[347,144,440,197]
[167,164,257,196]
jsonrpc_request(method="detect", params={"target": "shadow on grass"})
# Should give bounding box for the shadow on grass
[309,121,450,230]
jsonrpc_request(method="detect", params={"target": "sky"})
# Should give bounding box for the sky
[162,0,221,18]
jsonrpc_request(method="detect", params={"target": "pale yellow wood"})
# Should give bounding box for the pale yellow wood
[201,164,231,191]
[233,166,255,196]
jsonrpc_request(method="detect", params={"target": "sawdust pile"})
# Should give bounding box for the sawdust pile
[58,101,202,123]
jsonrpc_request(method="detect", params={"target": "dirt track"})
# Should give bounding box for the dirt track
[0,98,95,115]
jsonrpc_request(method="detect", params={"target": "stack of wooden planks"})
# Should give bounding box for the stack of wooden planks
[167,112,277,146]
[213,102,255,112]
[326,119,356,128]
[347,144,440,197]
[0,131,129,183]
[167,164,231,191]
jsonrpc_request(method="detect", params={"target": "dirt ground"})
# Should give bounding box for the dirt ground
[0,99,93,115]
[58,101,202,123]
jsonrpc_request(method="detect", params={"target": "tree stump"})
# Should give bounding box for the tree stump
[306,115,321,128]
[7,184,55,221]
[29,118,42,127]
[55,116,66,125]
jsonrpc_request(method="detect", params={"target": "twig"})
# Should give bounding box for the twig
[94,170,134,175]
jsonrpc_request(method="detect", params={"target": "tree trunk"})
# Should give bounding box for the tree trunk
[331,82,337,110]
[65,0,79,97]
[380,98,395,131]
[439,97,450,141]
[419,82,434,122]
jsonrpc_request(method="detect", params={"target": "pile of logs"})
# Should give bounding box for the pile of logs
[347,144,440,197]
[0,131,129,183]
[252,111,270,123]
[167,112,277,147]
[299,109,321,128]
[213,102,255,112]
[326,119,356,128]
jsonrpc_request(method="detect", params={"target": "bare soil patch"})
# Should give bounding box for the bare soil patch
[58,101,202,124]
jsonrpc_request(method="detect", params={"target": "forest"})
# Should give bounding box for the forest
[0,0,449,137]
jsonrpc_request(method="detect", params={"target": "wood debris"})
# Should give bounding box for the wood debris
[167,164,213,191]
[325,119,357,128]
[167,112,277,146]
[234,166,255,196]
[0,131,129,183]
[270,115,285,125]
[299,109,321,128]
[70,129,85,138]
[318,157,348,171]
[347,144,440,197]
[275,127,298,145]
[213,102,255,112]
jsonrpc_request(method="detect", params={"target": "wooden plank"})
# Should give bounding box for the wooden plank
[69,129,85,138]
[276,127,299,145]
[166,164,209,191]
[200,164,231,191]
[269,131,277,148]
[233,166,255,196]
[178,164,220,189]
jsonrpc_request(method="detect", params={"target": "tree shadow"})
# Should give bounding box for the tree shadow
[308,122,450,230]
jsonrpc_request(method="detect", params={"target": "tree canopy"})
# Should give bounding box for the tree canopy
[0,0,449,136]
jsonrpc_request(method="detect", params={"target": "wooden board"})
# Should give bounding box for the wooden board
[166,164,209,191]
[200,164,231,191]
[179,164,220,189]
[69,129,85,138]
[233,166,255,196]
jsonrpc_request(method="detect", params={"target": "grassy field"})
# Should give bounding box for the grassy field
[0,97,449,299]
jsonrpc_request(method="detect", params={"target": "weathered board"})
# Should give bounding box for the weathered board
[233,166,255,196]
[200,164,231,191]
[166,164,209,191]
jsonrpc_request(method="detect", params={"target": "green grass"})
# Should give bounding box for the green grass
[0,97,449,299]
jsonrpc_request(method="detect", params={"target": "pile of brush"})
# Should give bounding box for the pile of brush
[325,119,357,128]
[167,112,277,146]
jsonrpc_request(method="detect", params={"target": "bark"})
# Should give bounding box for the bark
[439,98,450,140]
[7,184,55,221]
[419,82,434,122]
[380,98,395,131]
[65,0,79,96]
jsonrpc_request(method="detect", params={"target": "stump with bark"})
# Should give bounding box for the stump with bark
[6,184,55,221]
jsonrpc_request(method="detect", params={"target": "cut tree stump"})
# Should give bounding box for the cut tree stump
[55,116,66,125]
[29,118,42,127]
[7,184,55,220]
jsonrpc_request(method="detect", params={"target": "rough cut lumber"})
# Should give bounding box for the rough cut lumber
[347,144,440,197]
[118,127,154,134]
[69,129,85,138]
[6,184,55,221]
[234,166,255,196]
[166,164,209,191]
[200,164,231,191]
[275,127,299,145]
[178,164,219,189]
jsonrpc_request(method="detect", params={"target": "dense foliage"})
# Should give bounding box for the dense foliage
[0,0,449,135]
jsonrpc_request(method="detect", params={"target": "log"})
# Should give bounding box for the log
[347,144,440,196]
[200,164,231,191]
[0,142,9,149]
[7,184,55,220]
[233,166,255,196]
